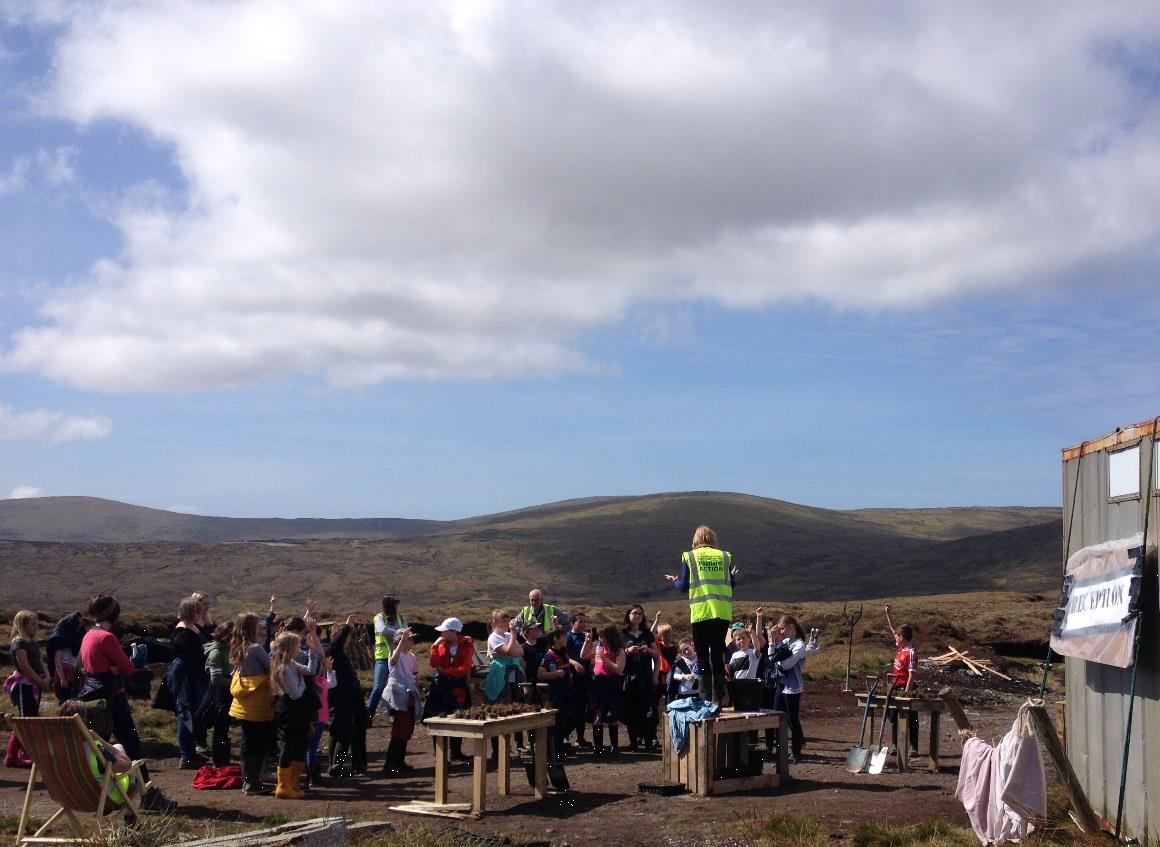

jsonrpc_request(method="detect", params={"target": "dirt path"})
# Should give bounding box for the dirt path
[0,683,1024,846]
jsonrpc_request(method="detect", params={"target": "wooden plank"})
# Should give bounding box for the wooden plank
[937,687,972,732]
[533,727,548,800]
[1055,701,1067,753]
[425,710,558,737]
[1062,420,1157,461]
[389,803,473,821]
[1026,703,1103,836]
[776,715,789,781]
[497,734,511,796]
[706,773,780,795]
[895,705,904,770]
[471,754,487,816]
[928,712,940,772]
[434,736,448,807]
[168,820,349,847]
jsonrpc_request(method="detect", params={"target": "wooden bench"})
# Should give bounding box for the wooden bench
[661,709,788,796]
[853,693,945,773]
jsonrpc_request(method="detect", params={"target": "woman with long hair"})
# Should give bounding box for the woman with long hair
[228,612,276,795]
[621,604,661,751]
[580,624,626,755]
[764,614,815,762]
[5,611,48,768]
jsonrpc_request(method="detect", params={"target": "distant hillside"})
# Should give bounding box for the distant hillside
[0,492,1061,614]
[0,496,448,542]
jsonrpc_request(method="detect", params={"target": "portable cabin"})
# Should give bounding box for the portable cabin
[1060,418,1160,842]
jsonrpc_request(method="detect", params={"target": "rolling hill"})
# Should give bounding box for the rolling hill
[0,493,1060,614]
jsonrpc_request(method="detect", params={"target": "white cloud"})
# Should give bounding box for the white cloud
[9,486,43,499]
[35,146,77,185]
[4,2,1160,391]
[0,404,113,442]
[0,146,79,195]
[0,156,30,195]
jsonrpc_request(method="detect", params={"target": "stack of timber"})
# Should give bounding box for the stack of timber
[924,645,1011,681]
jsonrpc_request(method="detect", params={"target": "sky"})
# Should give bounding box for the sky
[2,2,1160,520]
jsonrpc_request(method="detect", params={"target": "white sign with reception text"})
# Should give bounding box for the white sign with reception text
[1050,533,1144,668]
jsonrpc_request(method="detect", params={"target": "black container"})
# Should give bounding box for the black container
[727,678,762,712]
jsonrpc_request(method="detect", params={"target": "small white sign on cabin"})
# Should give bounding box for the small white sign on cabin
[1050,533,1144,668]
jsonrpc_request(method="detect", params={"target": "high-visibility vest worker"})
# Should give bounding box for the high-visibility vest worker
[373,613,408,660]
[516,603,558,631]
[683,547,733,623]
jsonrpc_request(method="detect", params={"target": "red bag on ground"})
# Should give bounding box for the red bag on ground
[192,764,244,790]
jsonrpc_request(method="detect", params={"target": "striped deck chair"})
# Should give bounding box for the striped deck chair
[4,713,147,846]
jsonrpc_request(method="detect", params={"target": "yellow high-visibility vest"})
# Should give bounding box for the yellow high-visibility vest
[684,548,733,623]
[373,614,408,660]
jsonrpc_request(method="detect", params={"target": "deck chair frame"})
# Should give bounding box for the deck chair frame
[4,713,147,846]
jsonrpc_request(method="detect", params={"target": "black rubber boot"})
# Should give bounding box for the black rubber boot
[593,725,605,755]
[610,725,621,755]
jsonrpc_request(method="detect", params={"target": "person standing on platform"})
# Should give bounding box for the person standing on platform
[664,525,738,704]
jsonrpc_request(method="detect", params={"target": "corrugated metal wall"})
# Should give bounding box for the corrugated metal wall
[1062,440,1159,843]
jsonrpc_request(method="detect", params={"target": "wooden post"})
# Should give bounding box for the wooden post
[497,734,511,796]
[434,736,448,806]
[533,727,548,800]
[1025,703,1102,836]
[471,752,487,816]
[900,705,909,770]
[1055,701,1067,753]
[928,712,941,772]
[938,687,973,732]
[776,716,789,781]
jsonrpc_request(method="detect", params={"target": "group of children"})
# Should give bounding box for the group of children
[5,592,920,805]
[474,602,823,764]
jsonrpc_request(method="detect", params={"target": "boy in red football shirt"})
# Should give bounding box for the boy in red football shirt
[881,598,918,751]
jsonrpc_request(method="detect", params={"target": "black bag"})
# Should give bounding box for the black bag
[150,661,178,711]
[196,684,231,724]
[299,678,322,714]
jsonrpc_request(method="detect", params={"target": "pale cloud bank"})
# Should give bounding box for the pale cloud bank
[9,486,43,499]
[0,404,113,442]
[4,2,1160,391]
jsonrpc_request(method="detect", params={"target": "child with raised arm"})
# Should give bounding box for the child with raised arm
[881,598,918,751]
[383,625,422,776]
[270,629,322,799]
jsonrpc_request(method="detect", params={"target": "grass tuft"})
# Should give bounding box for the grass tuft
[853,819,977,847]
[740,813,828,847]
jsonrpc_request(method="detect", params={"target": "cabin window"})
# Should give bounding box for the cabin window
[1108,445,1140,500]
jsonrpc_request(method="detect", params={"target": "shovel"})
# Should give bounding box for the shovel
[845,677,880,773]
[868,685,896,774]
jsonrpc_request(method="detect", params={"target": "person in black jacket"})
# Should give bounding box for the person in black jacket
[170,595,211,769]
[326,615,368,778]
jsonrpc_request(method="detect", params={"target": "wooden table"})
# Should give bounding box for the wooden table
[662,709,788,795]
[393,709,558,819]
[853,693,945,772]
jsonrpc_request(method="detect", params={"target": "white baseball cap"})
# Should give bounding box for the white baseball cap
[435,617,463,633]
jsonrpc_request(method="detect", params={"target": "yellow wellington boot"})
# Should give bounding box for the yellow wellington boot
[294,761,308,796]
[274,765,304,799]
